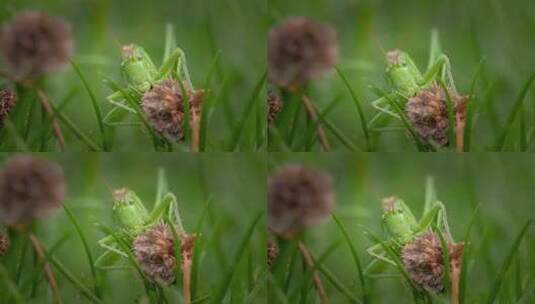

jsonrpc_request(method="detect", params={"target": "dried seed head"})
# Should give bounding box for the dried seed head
[133,223,177,285]
[267,91,283,125]
[0,89,17,126]
[268,165,335,237]
[0,11,73,80]
[401,231,464,294]
[133,223,196,285]
[405,84,468,147]
[0,155,65,225]
[0,231,9,256]
[406,85,449,146]
[268,17,338,88]
[267,240,279,267]
[141,79,204,142]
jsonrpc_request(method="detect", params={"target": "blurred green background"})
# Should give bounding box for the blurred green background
[0,0,267,151]
[268,0,535,151]
[269,153,535,302]
[0,153,266,303]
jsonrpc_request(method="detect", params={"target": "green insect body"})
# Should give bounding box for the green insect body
[95,172,186,269]
[368,30,456,127]
[366,178,454,267]
[385,50,425,98]
[103,25,194,126]
[120,44,158,92]
[111,188,149,235]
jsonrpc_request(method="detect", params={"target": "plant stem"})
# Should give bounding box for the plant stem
[28,233,62,304]
[191,107,201,152]
[35,89,65,151]
[302,95,331,152]
[298,241,329,304]
[183,253,193,304]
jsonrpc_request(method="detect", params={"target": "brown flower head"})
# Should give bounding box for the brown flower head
[142,79,204,142]
[0,155,65,225]
[0,231,9,256]
[267,91,283,125]
[0,11,73,80]
[268,17,338,88]
[405,84,468,147]
[0,89,17,125]
[267,240,279,267]
[268,165,335,237]
[401,231,464,294]
[133,222,196,285]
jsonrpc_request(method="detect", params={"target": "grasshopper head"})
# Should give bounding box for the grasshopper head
[112,188,149,234]
[384,49,423,97]
[120,44,157,90]
[381,197,417,243]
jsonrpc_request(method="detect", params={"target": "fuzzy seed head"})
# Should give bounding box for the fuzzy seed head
[268,17,338,88]
[133,223,196,285]
[0,232,9,256]
[0,89,17,126]
[0,155,65,225]
[267,240,279,267]
[0,11,73,80]
[401,232,464,294]
[142,79,204,142]
[268,165,335,237]
[406,85,449,146]
[267,91,283,125]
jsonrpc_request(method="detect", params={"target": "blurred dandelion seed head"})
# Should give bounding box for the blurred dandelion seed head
[268,165,335,237]
[0,11,73,80]
[267,16,338,88]
[0,155,65,225]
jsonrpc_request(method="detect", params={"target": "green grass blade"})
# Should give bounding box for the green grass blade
[494,73,535,151]
[332,213,368,303]
[63,204,100,298]
[459,204,480,304]
[315,109,361,151]
[485,219,532,303]
[71,60,108,151]
[211,211,263,303]
[0,262,25,304]
[227,72,266,151]
[315,261,361,304]
[464,58,485,151]
[336,66,371,151]
[438,79,456,148]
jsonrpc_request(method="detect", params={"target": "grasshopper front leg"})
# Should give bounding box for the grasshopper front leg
[95,235,128,268]
[366,242,397,267]
[106,89,137,114]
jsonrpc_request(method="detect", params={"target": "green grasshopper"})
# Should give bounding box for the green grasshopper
[104,25,193,126]
[368,30,458,127]
[95,170,185,268]
[366,177,453,267]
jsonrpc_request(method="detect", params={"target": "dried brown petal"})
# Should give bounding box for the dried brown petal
[0,89,17,126]
[0,232,9,256]
[0,155,65,225]
[0,11,73,80]
[141,79,204,142]
[401,231,464,294]
[268,165,335,237]
[268,17,338,88]
[267,91,283,125]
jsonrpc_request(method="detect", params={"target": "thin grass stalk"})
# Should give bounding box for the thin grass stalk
[35,89,65,150]
[298,241,329,304]
[302,95,331,151]
[28,232,62,304]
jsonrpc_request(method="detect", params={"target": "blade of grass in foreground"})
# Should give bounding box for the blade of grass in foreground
[336,66,371,151]
[459,204,480,304]
[211,212,263,303]
[0,263,24,304]
[493,73,535,151]
[463,58,485,151]
[227,72,266,151]
[485,219,532,303]
[315,109,361,151]
[63,204,100,298]
[332,213,368,304]
[71,60,108,151]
